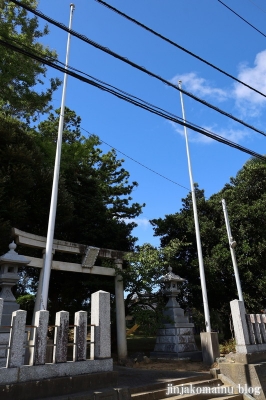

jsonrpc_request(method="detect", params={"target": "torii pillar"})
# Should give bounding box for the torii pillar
[115,259,127,359]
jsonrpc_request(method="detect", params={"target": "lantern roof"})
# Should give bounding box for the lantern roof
[0,242,30,265]
[160,266,185,283]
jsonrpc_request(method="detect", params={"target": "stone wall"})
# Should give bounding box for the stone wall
[231,299,266,353]
[0,290,112,385]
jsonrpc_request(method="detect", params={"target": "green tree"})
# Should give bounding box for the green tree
[0,0,60,120]
[118,239,185,335]
[151,159,266,336]
[36,108,143,248]
[0,108,144,317]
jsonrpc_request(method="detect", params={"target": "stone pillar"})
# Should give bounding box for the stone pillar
[230,299,257,353]
[74,310,87,361]
[53,311,69,363]
[6,309,27,368]
[200,332,220,365]
[91,290,111,359]
[114,259,127,360]
[0,298,3,324]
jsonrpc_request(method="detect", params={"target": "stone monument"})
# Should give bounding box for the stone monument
[151,266,202,360]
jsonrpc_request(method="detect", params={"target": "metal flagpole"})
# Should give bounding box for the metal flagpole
[222,198,244,302]
[40,4,75,311]
[178,80,211,332]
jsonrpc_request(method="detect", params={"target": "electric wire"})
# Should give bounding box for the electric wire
[1,34,201,129]
[247,0,266,14]
[218,0,266,38]
[80,127,190,190]
[94,0,266,101]
[10,32,266,153]
[8,0,266,139]
[1,37,265,162]
[51,109,189,190]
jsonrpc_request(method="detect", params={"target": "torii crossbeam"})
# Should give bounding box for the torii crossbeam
[12,228,127,359]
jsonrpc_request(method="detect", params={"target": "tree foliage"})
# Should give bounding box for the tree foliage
[0,0,145,320]
[0,0,60,120]
[118,240,185,335]
[0,109,144,316]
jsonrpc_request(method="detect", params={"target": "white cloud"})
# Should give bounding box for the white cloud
[171,72,228,101]
[120,217,151,229]
[171,121,249,144]
[234,50,266,106]
[170,50,266,143]
[213,127,249,143]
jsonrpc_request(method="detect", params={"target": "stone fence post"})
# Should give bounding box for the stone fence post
[30,310,49,365]
[53,311,69,363]
[91,290,110,359]
[74,310,87,361]
[6,309,27,367]
[114,259,127,360]
[230,299,257,353]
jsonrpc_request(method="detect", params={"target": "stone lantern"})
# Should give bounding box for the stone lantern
[0,241,30,328]
[161,266,186,317]
[151,266,202,360]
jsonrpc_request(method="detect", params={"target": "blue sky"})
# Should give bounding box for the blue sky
[36,0,266,247]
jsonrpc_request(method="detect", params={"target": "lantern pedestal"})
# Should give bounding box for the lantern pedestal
[151,267,202,361]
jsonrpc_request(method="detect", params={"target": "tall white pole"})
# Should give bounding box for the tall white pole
[222,199,244,302]
[40,4,75,311]
[178,81,211,332]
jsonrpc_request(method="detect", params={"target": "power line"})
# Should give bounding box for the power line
[94,0,266,102]
[247,0,266,14]
[80,127,190,190]
[0,34,200,130]
[9,0,266,139]
[9,34,266,147]
[218,0,266,38]
[0,37,265,163]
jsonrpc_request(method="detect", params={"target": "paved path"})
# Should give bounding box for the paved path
[42,367,211,399]
[114,365,210,389]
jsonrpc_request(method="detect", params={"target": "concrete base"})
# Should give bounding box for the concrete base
[225,350,266,364]
[219,360,266,400]
[0,358,113,384]
[200,332,220,365]
[0,370,118,400]
[150,350,202,361]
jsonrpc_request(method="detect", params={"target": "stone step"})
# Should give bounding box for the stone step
[165,390,243,400]
[208,397,243,400]
[131,378,228,400]
[130,373,213,395]
[168,394,243,400]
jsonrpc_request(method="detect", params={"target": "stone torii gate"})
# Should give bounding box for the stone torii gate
[12,228,127,359]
